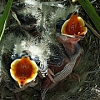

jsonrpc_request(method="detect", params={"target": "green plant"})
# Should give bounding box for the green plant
[0,0,13,41]
[78,0,100,33]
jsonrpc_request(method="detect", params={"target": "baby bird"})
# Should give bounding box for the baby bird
[41,12,87,100]
[0,1,87,100]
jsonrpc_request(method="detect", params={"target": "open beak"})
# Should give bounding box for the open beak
[10,56,38,88]
[61,12,87,38]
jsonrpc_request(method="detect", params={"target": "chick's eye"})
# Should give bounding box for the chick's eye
[11,54,20,60]
[32,56,40,66]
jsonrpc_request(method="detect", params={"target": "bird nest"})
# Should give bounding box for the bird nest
[0,0,100,100]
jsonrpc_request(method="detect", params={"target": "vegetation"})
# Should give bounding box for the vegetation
[0,0,13,41]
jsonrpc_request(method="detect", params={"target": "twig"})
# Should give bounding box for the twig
[11,10,21,26]
[85,21,100,39]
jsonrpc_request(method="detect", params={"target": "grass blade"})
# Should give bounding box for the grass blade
[78,0,100,33]
[0,0,13,41]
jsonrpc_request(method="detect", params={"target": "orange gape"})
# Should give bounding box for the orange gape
[10,56,38,87]
[65,12,79,35]
[61,12,87,37]
[15,57,33,84]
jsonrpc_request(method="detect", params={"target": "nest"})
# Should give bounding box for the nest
[0,0,100,100]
